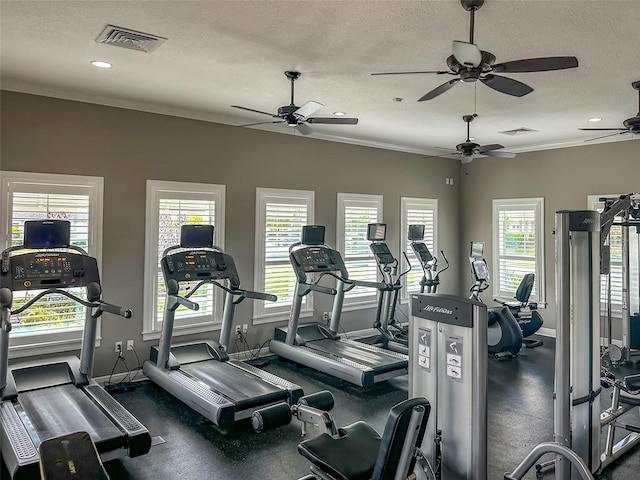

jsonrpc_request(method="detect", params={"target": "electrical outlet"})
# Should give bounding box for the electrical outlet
[126,340,134,351]
[235,325,241,335]
[322,312,331,322]
[242,324,248,334]
[115,341,123,353]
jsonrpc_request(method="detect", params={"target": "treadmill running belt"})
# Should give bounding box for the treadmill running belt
[308,339,407,373]
[18,384,126,453]
[181,361,287,410]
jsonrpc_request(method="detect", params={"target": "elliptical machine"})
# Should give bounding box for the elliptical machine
[469,241,523,359]
[408,224,449,294]
[367,223,411,354]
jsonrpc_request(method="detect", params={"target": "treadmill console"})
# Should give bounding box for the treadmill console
[369,243,395,266]
[411,242,433,267]
[0,251,100,291]
[162,250,240,289]
[290,246,348,282]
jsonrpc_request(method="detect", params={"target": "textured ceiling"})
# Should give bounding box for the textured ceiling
[1,0,639,156]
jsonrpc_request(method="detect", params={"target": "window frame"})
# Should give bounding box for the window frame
[336,192,383,309]
[0,171,104,358]
[400,197,438,301]
[142,180,226,341]
[492,197,546,306]
[253,187,315,324]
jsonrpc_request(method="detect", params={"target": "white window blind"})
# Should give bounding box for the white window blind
[143,181,225,340]
[254,188,314,322]
[400,198,437,297]
[0,171,104,358]
[492,198,545,303]
[337,193,383,305]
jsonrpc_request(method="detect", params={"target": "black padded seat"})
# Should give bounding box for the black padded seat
[619,374,640,406]
[298,397,431,480]
[298,421,381,480]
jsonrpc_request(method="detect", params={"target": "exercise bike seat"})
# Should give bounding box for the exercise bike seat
[298,397,430,480]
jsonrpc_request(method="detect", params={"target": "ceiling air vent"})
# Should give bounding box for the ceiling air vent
[498,127,539,136]
[95,25,167,53]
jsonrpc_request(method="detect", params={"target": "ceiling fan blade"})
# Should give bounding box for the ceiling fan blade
[452,40,482,68]
[418,78,461,102]
[371,70,452,76]
[584,131,630,142]
[306,117,358,125]
[237,121,284,127]
[230,105,277,117]
[578,128,628,131]
[294,123,313,136]
[483,150,516,158]
[294,101,323,118]
[492,56,579,73]
[476,144,505,153]
[434,146,458,151]
[480,74,533,97]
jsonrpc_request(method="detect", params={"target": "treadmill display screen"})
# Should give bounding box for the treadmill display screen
[292,247,337,272]
[181,225,214,248]
[24,220,71,249]
[302,225,325,246]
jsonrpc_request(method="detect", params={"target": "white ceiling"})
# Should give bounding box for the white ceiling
[1,0,639,156]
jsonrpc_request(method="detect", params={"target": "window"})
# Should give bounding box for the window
[588,194,629,316]
[254,188,314,323]
[143,180,225,341]
[400,197,437,299]
[337,193,383,307]
[492,198,545,304]
[0,171,103,358]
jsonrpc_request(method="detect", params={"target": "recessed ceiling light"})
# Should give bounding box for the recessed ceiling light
[588,117,602,122]
[91,60,112,68]
[333,112,346,116]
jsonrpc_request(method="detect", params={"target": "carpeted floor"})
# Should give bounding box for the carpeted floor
[3,335,640,479]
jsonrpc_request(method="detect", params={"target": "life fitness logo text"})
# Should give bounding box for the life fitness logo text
[422,304,453,315]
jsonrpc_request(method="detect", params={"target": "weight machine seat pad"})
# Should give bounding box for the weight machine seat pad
[298,421,381,480]
[39,431,109,480]
[624,374,640,392]
[619,389,640,406]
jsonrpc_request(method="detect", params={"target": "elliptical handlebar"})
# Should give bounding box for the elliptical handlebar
[436,250,450,277]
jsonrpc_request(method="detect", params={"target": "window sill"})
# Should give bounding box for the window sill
[142,321,221,342]
[253,310,313,325]
[9,336,102,360]
[341,300,378,312]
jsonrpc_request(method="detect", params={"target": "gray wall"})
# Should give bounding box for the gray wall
[460,139,639,333]
[0,91,461,376]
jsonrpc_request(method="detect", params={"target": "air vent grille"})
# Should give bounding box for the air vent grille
[498,127,539,136]
[95,25,167,53]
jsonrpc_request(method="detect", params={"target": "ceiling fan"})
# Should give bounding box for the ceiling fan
[429,114,516,164]
[371,0,578,101]
[579,81,640,141]
[231,71,358,136]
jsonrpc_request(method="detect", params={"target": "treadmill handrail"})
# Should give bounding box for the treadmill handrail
[161,244,224,258]
[10,288,123,315]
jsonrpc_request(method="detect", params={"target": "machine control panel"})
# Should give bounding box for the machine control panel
[369,243,395,266]
[411,242,434,267]
[0,251,100,291]
[290,246,348,282]
[162,250,240,289]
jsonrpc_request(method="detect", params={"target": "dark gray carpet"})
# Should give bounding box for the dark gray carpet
[3,336,640,479]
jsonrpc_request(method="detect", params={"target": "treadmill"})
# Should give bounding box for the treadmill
[270,225,408,387]
[0,220,151,479]
[142,225,303,428]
